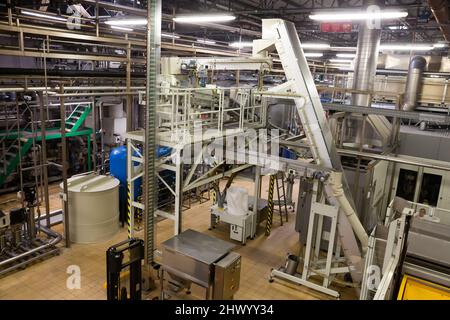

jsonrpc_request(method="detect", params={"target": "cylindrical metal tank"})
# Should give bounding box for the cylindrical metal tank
[403,56,427,111]
[110,146,128,186]
[61,173,120,244]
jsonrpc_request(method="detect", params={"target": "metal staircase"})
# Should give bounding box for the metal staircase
[0,103,92,186]
[65,104,92,132]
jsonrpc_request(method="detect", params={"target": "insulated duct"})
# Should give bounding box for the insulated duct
[351,0,392,144]
[402,56,427,111]
[428,0,450,42]
[352,22,381,108]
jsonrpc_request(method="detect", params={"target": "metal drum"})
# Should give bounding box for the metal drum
[61,173,120,244]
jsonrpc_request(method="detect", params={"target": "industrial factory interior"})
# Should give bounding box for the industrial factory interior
[0,0,450,302]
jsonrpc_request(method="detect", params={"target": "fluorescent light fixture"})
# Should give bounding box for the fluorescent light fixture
[197,39,216,45]
[388,25,408,30]
[304,52,323,58]
[331,46,357,51]
[105,18,147,26]
[111,26,134,32]
[230,41,253,48]
[336,53,356,58]
[329,59,353,63]
[21,10,66,22]
[162,33,180,39]
[309,10,408,21]
[379,44,434,51]
[302,43,330,49]
[433,43,447,48]
[173,14,235,23]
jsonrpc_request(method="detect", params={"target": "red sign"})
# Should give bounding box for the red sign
[320,23,352,33]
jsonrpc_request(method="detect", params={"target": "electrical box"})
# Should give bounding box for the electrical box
[229,217,252,243]
[0,211,10,229]
[213,252,241,300]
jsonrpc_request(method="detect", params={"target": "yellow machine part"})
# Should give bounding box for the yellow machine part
[397,275,450,300]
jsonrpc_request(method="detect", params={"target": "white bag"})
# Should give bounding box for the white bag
[226,186,248,216]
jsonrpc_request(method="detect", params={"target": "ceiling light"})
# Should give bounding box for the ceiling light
[331,46,357,51]
[302,43,330,49]
[338,66,354,71]
[21,10,66,22]
[105,18,147,26]
[111,26,134,32]
[388,25,408,30]
[379,44,434,51]
[173,14,235,23]
[336,53,356,58]
[197,39,216,45]
[304,52,324,58]
[329,59,353,63]
[309,10,408,21]
[433,43,447,48]
[230,41,253,48]
[162,33,180,39]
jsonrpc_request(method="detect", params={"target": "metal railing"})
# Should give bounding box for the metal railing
[146,87,265,143]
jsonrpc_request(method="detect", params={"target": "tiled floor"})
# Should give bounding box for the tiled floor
[0,177,356,300]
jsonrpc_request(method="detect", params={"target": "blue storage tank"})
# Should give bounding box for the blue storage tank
[110,145,173,189]
[281,147,297,160]
[110,146,142,225]
[110,145,173,224]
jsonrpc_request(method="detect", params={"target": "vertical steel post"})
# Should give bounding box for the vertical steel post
[7,0,12,25]
[91,97,98,172]
[127,138,133,238]
[60,85,70,247]
[144,0,161,265]
[126,40,133,132]
[174,151,183,235]
[38,92,51,228]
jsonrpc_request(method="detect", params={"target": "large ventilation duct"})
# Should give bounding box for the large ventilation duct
[352,23,381,108]
[351,0,391,146]
[428,0,450,42]
[402,56,427,111]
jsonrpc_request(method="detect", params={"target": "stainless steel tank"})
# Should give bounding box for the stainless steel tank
[61,173,120,243]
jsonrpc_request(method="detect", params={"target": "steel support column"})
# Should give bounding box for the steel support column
[59,85,70,247]
[143,0,161,267]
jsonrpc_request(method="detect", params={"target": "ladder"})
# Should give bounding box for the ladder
[265,171,288,235]
[274,171,288,225]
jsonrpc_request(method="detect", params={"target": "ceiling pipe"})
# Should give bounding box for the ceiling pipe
[428,0,450,41]
[351,0,392,149]
[402,56,427,111]
[352,21,381,108]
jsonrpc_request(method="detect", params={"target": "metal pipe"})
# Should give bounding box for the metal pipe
[0,86,146,93]
[428,0,450,42]
[0,247,60,276]
[98,101,105,173]
[337,148,450,172]
[402,56,427,111]
[92,97,98,172]
[59,85,70,248]
[38,92,51,228]
[126,40,133,132]
[0,225,61,268]
[352,15,381,107]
